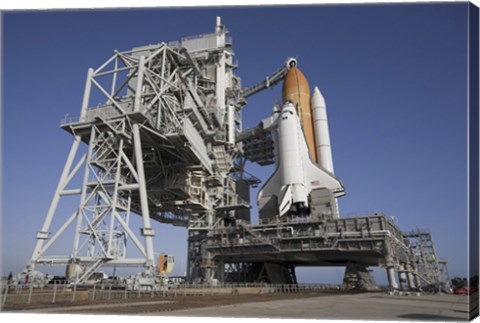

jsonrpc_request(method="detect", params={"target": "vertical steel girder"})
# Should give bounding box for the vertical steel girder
[132,122,155,273]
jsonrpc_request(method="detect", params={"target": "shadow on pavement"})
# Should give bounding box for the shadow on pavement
[397,313,467,321]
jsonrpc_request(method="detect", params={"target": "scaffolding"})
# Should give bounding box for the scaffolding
[405,229,451,292]
[28,18,249,287]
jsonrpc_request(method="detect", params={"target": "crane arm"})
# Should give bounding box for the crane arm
[241,58,297,99]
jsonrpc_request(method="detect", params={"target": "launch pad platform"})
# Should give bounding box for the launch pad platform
[198,213,437,290]
[208,214,408,267]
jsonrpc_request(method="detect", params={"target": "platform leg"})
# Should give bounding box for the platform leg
[387,266,399,290]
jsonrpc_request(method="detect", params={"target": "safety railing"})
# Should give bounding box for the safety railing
[1,281,341,307]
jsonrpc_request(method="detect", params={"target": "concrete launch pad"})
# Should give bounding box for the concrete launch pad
[161,293,470,321]
[7,292,470,321]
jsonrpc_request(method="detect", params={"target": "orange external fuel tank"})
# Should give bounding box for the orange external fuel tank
[282,66,318,163]
[158,254,175,275]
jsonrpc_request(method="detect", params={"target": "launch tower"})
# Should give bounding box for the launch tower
[28,17,251,286]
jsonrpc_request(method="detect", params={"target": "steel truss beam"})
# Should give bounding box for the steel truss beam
[29,117,160,283]
[31,24,248,285]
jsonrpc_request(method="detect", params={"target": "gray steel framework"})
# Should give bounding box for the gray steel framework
[205,214,417,287]
[405,229,451,291]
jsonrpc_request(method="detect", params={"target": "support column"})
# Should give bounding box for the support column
[186,228,207,282]
[412,263,422,288]
[204,210,215,284]
[216,261,225,284]
[407,264,417,290]
[29,136,82,269]
[343,262,379,291]
[80,68,94,121]
[72,130,96,258]
[387,266,399,290]
[134,56,145,112]
[215,49,226,125]
[132,123,155,274]
[107,137,124,256]
[398,263,408,290]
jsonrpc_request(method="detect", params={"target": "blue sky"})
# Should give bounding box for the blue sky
[1,3,471,284]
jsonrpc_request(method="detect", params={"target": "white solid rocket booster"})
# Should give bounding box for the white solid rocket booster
[312,86,334,174]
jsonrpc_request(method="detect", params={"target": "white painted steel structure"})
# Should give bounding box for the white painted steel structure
[312,86,334,174]
[27,17,248,286]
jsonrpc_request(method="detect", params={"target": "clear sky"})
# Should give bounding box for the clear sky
[1,3,471,284]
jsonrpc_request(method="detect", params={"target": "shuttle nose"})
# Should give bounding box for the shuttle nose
[273,101,282,114]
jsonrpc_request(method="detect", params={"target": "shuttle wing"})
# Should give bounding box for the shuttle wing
[305,160,345,197]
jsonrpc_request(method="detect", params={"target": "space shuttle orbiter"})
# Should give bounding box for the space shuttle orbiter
[257,101,345,217]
